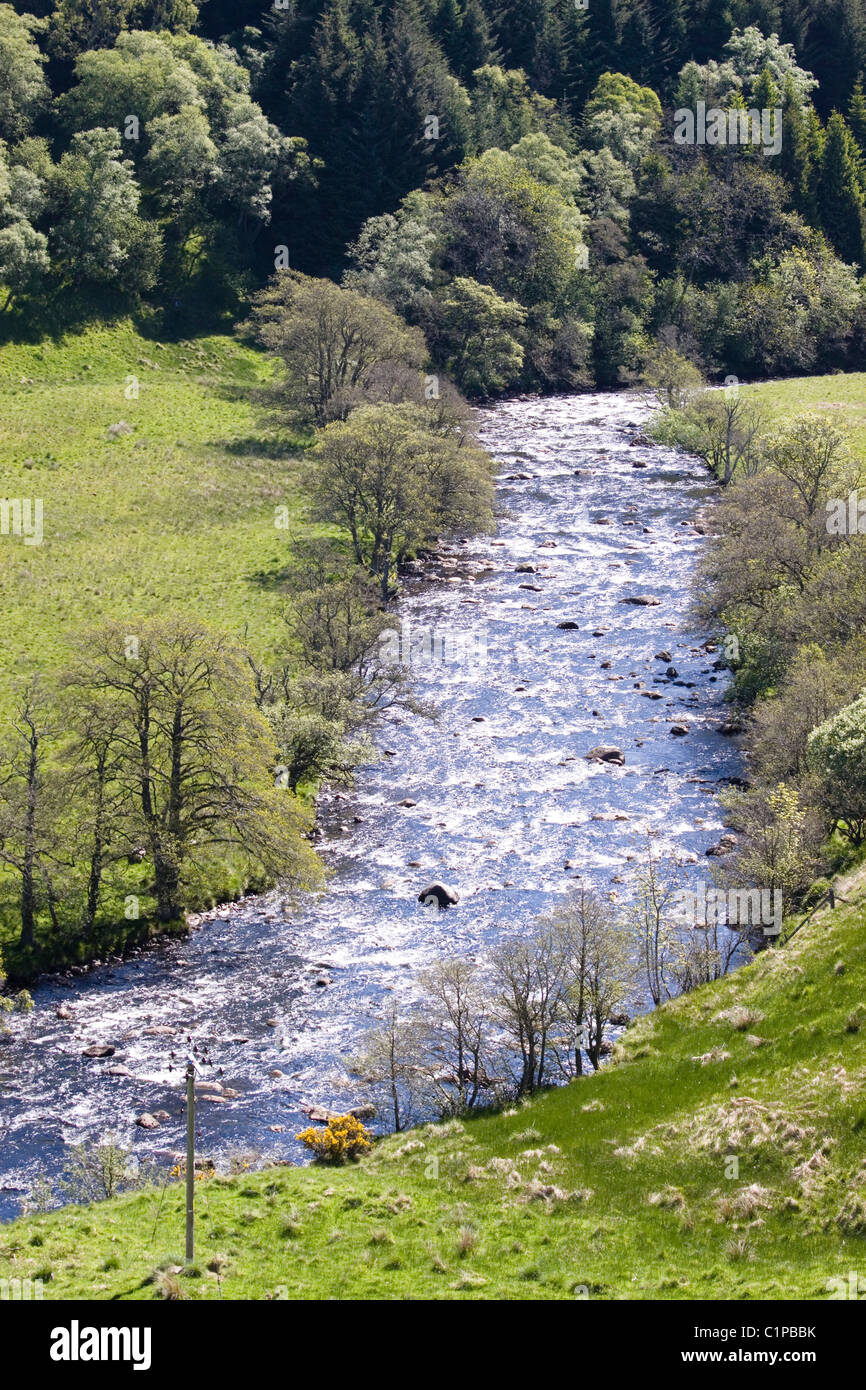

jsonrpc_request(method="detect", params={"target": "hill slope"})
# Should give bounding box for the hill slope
[0,320,309,711]
[2,885,864,1301]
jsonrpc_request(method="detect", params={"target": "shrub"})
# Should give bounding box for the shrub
[296,1114,373,1163]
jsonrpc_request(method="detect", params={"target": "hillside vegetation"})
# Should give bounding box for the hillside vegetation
[0,320,309,706]
[2,881,864,1301]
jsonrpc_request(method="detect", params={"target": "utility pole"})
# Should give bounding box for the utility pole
[185,1059,196,1262]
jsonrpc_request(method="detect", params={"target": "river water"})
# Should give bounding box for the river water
[0,391,743,1219]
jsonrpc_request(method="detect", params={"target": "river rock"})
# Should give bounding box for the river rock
[55,1005,74,1021]
[302,1103,339,1124]
[670,724,690,737]
[706,834,738,858]
[584,746,625,766]
[397,798,417,807]
[107,1065,133,1078]
[666,666,679,679]
[136,1113,160,1129]
[620,595,661,606]
[418,882,459,909]
[720,718,746,736]
[82,1044,115,1058]
[350,1104,376,1121]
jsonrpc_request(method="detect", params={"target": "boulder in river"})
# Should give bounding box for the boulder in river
[136,1113,160,1129]
[670,724,690,737]
[82,1044,115,1058]
[706,834,738,858]
[620,595,661,607]
[556,621,580,630]
[720,718,746,736]
[418,882,459,909]
[584,746,625,766]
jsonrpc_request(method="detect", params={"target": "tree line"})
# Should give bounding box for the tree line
[651,383,866,912]
[4,2,866,389]
[355,843,756,1129]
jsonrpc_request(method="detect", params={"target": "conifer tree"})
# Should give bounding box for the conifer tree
[818,110,866,263]
[848,79,866,153]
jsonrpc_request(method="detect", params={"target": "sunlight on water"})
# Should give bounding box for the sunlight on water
[0,392,742,1217]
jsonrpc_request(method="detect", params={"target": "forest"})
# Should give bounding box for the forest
[2,0,866,388]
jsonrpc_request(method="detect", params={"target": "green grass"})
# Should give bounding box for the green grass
[745,372,866,456]
[3,884,864,1300]
[0,320,321,967]
[0,318,310,705]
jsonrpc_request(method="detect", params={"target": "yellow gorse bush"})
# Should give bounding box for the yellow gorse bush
[296,1114,373,1163]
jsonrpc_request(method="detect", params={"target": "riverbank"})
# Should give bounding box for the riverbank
[0,388,744,1218]
[3,870,863,1299]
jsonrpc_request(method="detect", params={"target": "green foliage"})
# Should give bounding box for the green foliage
[49,127,161,291]
[0,4,47,143]
[245,271,426,426]
[808,692,866,844]
[5,880,866,1299]
[305,400,495,597]
[429,276,526,396]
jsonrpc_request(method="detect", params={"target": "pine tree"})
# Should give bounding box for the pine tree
[818,111,866,263]
[848,79,866,153]
[456,0,496,77]
[799,103,826,223]
[618,2,654,87]
[779,76,814,212]
[585,0,619,87]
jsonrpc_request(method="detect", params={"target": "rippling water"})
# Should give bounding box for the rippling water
[0,391,743,1219]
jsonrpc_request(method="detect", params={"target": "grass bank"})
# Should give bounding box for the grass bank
[2,882,864,1300]
[744,371,866,452]
[0,319,313,971]
[0,319,310,705]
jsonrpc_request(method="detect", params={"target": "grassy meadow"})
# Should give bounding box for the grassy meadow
[0,320,310,708]
[745,371,866,454]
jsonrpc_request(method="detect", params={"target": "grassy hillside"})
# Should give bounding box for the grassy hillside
[2,882,864,1301]
[0,320,310,709]
[745,372,866,455]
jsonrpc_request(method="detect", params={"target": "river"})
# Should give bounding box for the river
[0,391,743,1219]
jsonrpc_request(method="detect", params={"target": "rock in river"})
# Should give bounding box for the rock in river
[583,746,625,766]
[82,1044,115,1058]
[418,882,460,909]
